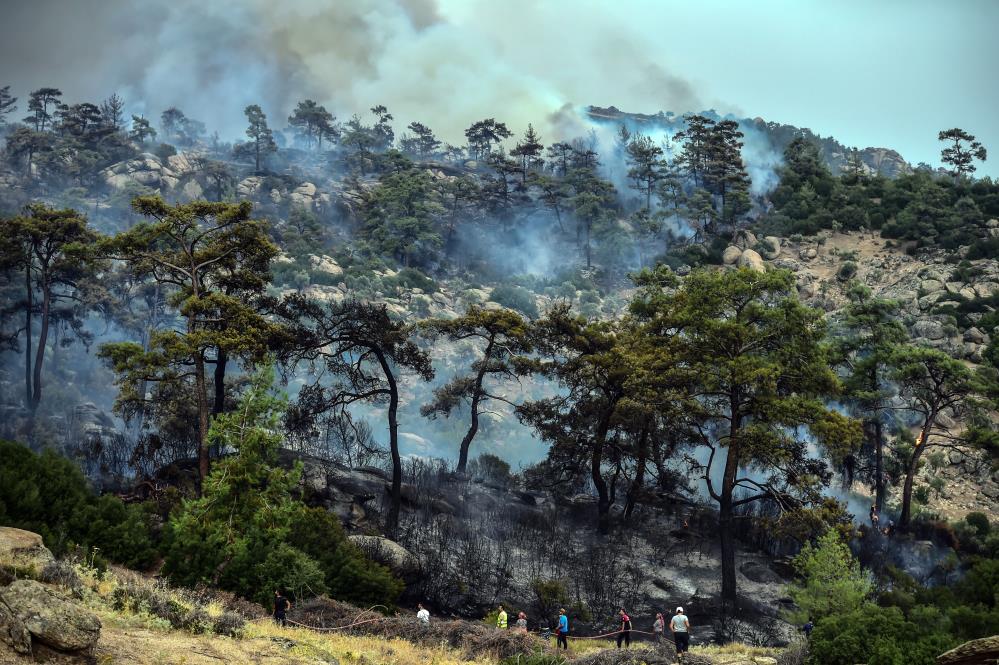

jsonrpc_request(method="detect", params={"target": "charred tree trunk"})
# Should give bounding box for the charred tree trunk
[23,265,32,409]
[456,338,493,474]
[624,425,650,522]
[593,407,614,535]
[874,419,885,513]
[719,395,741,605]
[212,348,227,416]
[899,412,935,529]
[30,285,50,410]
[377,349,403,537]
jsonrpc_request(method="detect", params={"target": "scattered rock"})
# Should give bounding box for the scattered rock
[963,327,987,344]
[799,247,818,261]
[309,254,344,277]
[759,236,781,260]
[0,579,101,656]
[723,246,743,265]
[920,279,945,294]
[734,230,757,250]
[911,319,945,340]
[737,249,765,272]
[739,561,784,584]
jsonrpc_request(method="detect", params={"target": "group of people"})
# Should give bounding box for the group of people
[869,505,896,537]
[489,604,691,656]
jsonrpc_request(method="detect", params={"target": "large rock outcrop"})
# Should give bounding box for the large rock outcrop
[0,579,101,659]
[0,527,53,574]
[348,535,420,581]
[936,635,999,664]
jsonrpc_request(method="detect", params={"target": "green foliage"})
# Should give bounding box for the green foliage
[385,267,438,293]
[965,512,991,537]
[154,143,177,162]
[808,604,955,665]
[836,261,858,281]
[0,440,157,568]
[489,284,539,318]
[162,367,401,607]
[287,507,402,607]
[786,530,872,624]
[468,453,513,487]
[361,158,444,267]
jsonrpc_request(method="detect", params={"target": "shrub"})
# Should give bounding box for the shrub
[489,284,539,318]
[154,143,177,162]
[163,367,400,609]
[386,267,438,293]
[287,507,402,608]
[785,530,872,624]
[837,261,858,281]
[808,604,955,665]
[0,440,157,568]
[468,453,513,488]
[965,512,991,537]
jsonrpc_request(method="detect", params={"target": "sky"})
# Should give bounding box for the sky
[0,0,996,175]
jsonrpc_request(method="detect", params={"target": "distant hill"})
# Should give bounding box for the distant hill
[587,105,913,178]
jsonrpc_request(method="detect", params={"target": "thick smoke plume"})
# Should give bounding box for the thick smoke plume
[0,0,724,145]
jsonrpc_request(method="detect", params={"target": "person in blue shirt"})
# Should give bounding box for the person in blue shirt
[556,608,569,650]
[802,618,814,638]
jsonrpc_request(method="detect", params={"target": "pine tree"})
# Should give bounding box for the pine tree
[464,118,512,160]
[98,197,280,492]
[128,115,156,144]
[0,86,17,125]
[834,283,907,512]
[420,306,533,473]
[625,135,666,210]
[511,124,544,184]
[244,104,277,173]
[938,128,987,179]
[23,88,62,131]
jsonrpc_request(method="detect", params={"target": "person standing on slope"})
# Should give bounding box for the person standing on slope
[616,608,632,648]
[496,604,508,629]
[653,612,665,644]
[670,606,691,660]
[273,589,291,626]
[556,608,569,650]
[417,603,430,625]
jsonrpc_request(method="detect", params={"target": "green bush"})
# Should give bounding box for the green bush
[837,261,858,282]
[808,604,956,665]
[287,507,402,608]
[162,367,401,608]
[966,512,992,537]
[386,267,438,293]
[489,284,539,318]
[0,440,157,568]
[154,143,177,162]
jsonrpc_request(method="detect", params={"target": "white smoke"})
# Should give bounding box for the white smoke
[0,0,723,145]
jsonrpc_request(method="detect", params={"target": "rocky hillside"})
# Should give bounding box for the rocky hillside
[721,228,999,520]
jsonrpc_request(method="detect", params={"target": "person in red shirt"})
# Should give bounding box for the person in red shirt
[616,608,632,648]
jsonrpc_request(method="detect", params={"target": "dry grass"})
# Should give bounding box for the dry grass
[90,610,493,665]
[61,561,489,665]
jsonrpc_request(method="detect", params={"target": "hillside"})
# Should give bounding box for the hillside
[1,70,997,665]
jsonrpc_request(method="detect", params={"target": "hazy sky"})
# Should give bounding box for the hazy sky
[1,0,995,175]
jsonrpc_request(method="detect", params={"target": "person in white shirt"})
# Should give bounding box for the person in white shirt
[417,603,430,625]
[670,606,691,660]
